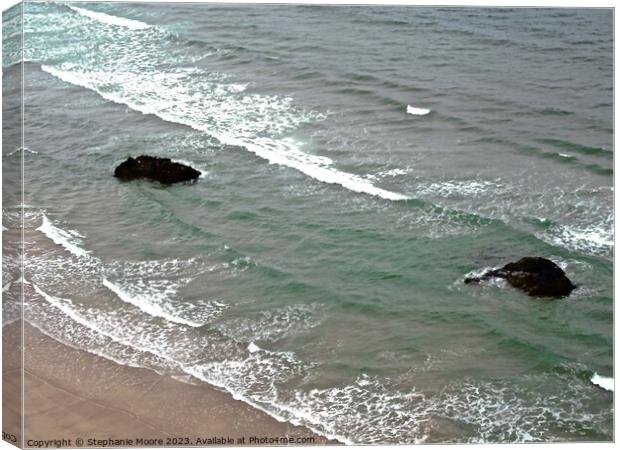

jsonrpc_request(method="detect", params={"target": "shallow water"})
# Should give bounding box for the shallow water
[2,3,613,443]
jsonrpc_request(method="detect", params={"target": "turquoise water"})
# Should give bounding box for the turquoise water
[2,3,613,443]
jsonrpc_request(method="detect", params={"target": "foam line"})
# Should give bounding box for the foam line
[102,278,204,328]
[40,64,409,202]
[67,5,151,30]
[36,214,91,258]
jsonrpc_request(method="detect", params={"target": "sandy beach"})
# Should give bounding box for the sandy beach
[2,321,338,447]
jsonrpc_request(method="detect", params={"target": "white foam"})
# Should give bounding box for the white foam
[248,342,261,353]
[6,146,38,156]
[33,283,99,333]
[562,225,613,248]
[285,374,430,444]
[25,315,156,371]
[459,265,509,291]
[366,167,411,181]
[174,159,208,178]
[418,179,502,198]
[28,284,180,373]
[30,277,221,374]
[380,168,410,177]
[240,138,409,201]
[67,5,151,30]
[2,281,22,327]
[216,303,322,342]
[181,349,353,445]
[40,64,410,202]
[591,373,613,392]
[406,105,431,116]
[36,214,91,259]
[32,213,229,329]
[102,278,204,328]
[436,376,609,443]
[545,221,613,257]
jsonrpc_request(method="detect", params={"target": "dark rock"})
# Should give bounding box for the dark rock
[114,155,201,184]
[464,257,576,297]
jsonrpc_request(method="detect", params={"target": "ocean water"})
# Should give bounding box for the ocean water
[2,2,613,444]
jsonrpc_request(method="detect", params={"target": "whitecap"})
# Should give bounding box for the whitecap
[102,278,205,328]
[591,373,614,392]
[6,146,38,156]
[417,179,502,197]
[248,342,261,353]
[36,214,91,259]
[544,221,613,257]
[67,5,151,30]
[406,105,431,116]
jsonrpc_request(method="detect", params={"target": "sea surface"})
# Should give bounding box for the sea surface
[2,2,614,443]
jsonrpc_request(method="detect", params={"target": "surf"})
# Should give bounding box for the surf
[35,212,224,328]
[101,278,206,328]
[41,64,410,202]
[36,214,91,259]
[66,5,152,31]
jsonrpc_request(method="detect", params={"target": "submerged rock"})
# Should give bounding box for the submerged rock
[114,155,201,184]
[464,257,576,297]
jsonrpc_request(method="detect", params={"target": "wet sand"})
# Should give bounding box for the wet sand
[2,321,339,447]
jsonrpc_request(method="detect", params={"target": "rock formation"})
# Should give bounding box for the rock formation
[114,155,201,184]
[465,257,576,297]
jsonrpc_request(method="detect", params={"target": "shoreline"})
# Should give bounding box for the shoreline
[3,321,341,447]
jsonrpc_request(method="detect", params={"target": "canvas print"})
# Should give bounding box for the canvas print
[2,1,614,446]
